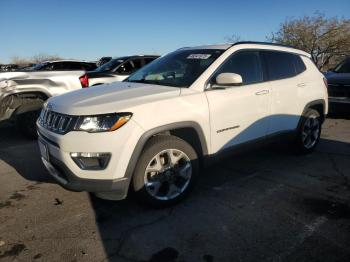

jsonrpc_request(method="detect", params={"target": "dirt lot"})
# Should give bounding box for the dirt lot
[0,116,350,262]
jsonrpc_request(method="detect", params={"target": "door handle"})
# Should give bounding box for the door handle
[297,83,306,87]
[255,90,269,95]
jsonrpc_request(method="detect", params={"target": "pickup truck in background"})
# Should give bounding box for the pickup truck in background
[325,57,350,114]
[0,69,87,138]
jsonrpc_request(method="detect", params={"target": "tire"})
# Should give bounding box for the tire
[15,110,41,139]
[132,135,199,207]
[295,109,322,154]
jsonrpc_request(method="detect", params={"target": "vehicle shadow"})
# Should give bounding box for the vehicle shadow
[0,121,54,183]
[88,137,350,262]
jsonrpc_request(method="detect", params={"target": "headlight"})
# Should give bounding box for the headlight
[74,113,132,133]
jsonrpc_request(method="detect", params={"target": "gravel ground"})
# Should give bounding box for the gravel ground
[0,116,349,262]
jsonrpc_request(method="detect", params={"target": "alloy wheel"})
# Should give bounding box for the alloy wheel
[144,149,192,201]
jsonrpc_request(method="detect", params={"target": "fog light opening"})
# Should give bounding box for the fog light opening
[70,152,111,170]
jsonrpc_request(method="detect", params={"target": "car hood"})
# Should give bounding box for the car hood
[48,81,181,115]
[0,72,30,81]
[325,72,350,85]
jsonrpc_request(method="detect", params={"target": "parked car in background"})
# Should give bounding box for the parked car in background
[85,55,159,86]
[0,68,89,138]
[22,60,97,72]
[325,57,350,112]
[37,42,328,207]
[0,64,19,72]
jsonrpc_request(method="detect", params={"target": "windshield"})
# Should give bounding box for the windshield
[334,59,350,73]
[94,58,125,72]
[125,49,224,87]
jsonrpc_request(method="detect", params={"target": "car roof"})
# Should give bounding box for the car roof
[182,41,311,57]
[111,55,160,60]
[43,60,95,64]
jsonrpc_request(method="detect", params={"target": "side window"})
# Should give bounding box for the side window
[264,51,296,80]
[215,51,263,85]
[335,60,350,73]
[49,63,63,71]
[130,59,143,72]
[145,57,156,65]
[115,61,134,75]
[55,62,78,70]
[41,63,54,70]
[63,62,77,70]
[292,55,306,74]
[67,62,89,70]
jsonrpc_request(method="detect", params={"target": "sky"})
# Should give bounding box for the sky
[0,0,349,63]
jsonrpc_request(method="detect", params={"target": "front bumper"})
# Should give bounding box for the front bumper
[41,154,129,197]
[37,117,144,200]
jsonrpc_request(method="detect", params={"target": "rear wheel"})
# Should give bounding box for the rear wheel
[132,136,198,207]
[296,109,321,154]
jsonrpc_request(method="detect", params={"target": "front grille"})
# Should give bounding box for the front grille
[38,108,75,134]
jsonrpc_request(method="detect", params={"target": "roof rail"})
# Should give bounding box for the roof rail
[232,41,295,49]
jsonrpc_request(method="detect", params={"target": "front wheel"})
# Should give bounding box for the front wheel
[295,109,322,154]
[132,136,199,207]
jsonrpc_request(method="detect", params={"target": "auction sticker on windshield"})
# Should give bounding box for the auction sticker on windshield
[187,54,212,59]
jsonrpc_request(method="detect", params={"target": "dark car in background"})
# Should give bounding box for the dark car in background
[325,57,350,114]
[86,55,159,86]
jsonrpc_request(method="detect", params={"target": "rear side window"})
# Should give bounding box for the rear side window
[263,51,297,81]
[292,55,306,74]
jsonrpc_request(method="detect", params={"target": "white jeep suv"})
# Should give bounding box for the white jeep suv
[37,42,328,206]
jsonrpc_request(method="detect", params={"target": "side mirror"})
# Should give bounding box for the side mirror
[215,73,243,86]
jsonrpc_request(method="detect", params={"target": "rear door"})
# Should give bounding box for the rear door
[262,51,304,134]
[206,50,271,153]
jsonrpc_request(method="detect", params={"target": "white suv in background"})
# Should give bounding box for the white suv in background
[37,42,328,206]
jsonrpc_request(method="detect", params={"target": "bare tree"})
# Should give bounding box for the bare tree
[32,54,62,63]
[10,54,63,67]
[10,56,31,66]
[225,34,242,43]
[269,13,350,71]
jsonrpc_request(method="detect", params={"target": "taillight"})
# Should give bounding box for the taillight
[323,77,328,88]
[79,74,89,88]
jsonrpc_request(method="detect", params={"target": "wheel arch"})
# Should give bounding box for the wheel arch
[296,99,326,132]
[124,121,208,180]
[302,99,326,122]
[14,91,50,115]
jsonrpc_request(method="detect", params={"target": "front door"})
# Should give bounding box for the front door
[205,51,271,153]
